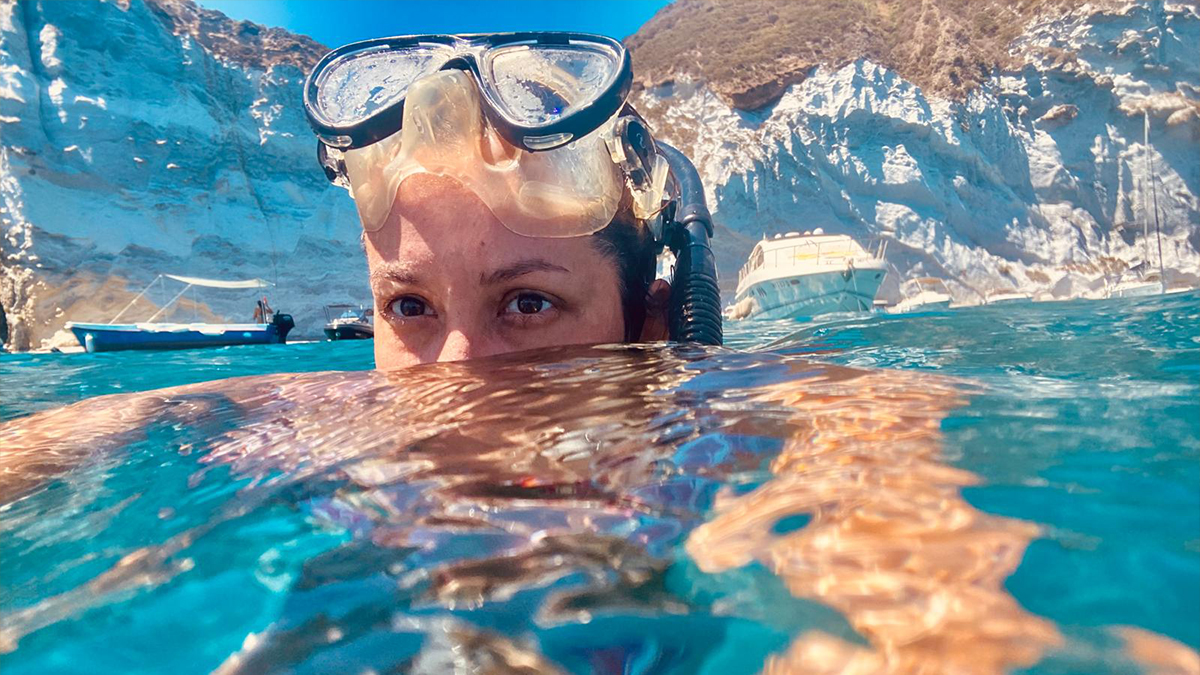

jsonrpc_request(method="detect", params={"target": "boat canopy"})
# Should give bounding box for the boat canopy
[163,274,272,289]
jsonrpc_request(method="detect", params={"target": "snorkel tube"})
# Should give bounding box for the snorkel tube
[658,142,723,346]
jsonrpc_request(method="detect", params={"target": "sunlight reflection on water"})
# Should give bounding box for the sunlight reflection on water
[1,293,1198,674]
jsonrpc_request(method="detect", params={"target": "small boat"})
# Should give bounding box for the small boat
[985,292,1033,305]
[65,274,294,353]
[728,230,887,320]
[323,304,374,340]
[1107,278,1162,298]
[890,277,952,313]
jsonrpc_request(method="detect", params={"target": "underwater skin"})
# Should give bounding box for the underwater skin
[1,338,1197,674]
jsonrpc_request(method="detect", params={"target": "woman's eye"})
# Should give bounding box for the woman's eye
[391,296,431,317]
[505,292,552,315]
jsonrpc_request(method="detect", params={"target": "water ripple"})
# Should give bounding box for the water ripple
[0,293,1196,674]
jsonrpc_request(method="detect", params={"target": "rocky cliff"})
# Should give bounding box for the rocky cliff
[1,0,363,350]
[628,0,1199,300]
[628,0,1108,109]
[1,0,1197,351]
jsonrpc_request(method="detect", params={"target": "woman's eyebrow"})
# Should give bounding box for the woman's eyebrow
[369,261,420,286]
[482,259,570,285]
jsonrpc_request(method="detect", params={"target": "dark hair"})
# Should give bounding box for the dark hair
[589,193,659,341]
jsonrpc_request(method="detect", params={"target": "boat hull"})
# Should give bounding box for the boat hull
[1108,282,1162,298]
[985,294,1032,305]
[735,265,886,320]
[324,322,374,340]
[67,321,291,353]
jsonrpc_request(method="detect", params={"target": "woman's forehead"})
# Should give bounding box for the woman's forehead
[395,173,490,228]
[364,173,501,260]
[367,174,613,284]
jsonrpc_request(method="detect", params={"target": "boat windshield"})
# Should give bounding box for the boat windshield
[904,277,949,293]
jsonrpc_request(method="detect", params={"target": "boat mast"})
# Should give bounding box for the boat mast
[1141,111,1152,268]
[1145,111,1167,293]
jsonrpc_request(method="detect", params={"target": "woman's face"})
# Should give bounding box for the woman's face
[364,173,628,369]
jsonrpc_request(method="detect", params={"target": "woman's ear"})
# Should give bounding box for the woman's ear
[639,278,672,341]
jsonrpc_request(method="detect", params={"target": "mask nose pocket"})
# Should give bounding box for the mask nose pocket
[342,65,622,238]
[480,126,519,169]
[402,70,482,166]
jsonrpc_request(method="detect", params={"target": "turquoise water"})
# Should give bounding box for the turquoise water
[1,292,1197,673]
[0,339,375,423]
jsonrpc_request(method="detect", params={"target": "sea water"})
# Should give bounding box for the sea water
[0,293,1196,674]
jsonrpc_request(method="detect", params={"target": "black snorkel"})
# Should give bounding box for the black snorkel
[657,143,723,346]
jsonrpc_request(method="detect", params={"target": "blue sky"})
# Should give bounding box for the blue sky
[196,1,672,47]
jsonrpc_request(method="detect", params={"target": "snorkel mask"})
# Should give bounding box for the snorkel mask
[303,32,722,345]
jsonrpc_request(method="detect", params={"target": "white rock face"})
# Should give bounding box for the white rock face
[1,1,1196,350]
[1,0,364,350]
[634,1,1199,302]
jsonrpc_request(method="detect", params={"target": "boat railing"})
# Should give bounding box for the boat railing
[869,236,889,260]
[900,276,950,294]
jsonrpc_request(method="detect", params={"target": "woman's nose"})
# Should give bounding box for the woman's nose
[435,327,502,363]
[436,328,472,362]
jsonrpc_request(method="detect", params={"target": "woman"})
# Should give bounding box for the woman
[302,33,722,369]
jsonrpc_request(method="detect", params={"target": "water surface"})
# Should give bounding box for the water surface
[1,293,1197,674]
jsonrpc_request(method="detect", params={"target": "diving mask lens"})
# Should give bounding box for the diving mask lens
[313,44,451,126]
[306,34,632,151]
[486,45,619,129]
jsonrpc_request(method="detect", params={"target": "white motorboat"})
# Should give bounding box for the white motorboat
[323,304,374,340]
[985,292,1033,305]
[890,277,952,313]
[728,230,887,320]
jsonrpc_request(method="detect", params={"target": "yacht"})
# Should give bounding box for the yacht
[890,277,952,313]
[728,230,887,320]
[1106,277,1162,298]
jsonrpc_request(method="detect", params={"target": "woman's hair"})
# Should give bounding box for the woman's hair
[589,192,659,341]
